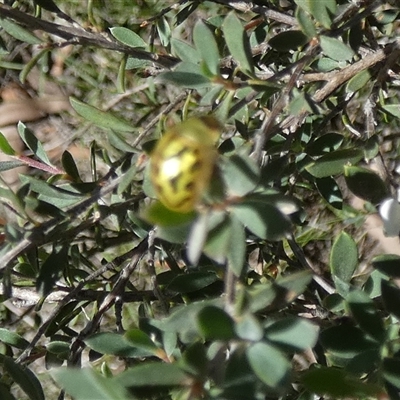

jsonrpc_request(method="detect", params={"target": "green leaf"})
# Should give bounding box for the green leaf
[0,328,29,349]
[17,123,51,166]
[156,222,193,244]
[302,366,382,398]
[232,200,291,241]
[364,269,386,299]
[37,244,68,297]
[222,153,259,196]
[3,357,44,400]
[375,10,400,25]
[372,254,400,278]
[61,151,81,182]
[110,27,146,48]
[345,349,380,376]
[118,56,128,89]
[269,30,308,52]
[309,0,337,29]
[175,2,199,25]
[296,7,317,38]
[306,148,363,178]
[346,290,385,342]
[320,35,355,61]
[125,56,149,70]
[264,317,319,352]
[344,165,388,204]
[46,341,70,356]
[70,97,134,133]
[171,38,201,64]
[346,69,371,93]
[85,332,154,358]
[246,342,291,393]
[117,162,138,195]
[235,313,264,341]
[143,200,196,227]
[315,57,339,72]
[249,271,313,313]
[202,214,231,264]
[187,212,210,265]
[306,133,343,156]
[0,131,16,155]
[316,177,343,209]
[0,185,25,216]
[222,12,254,76]
[0,382,15,400]
[330,232,358,283]
[158,62,211,88]
[197,306,235,340]
[383,358,400,389]
[381,104,400,119]
[20,175,84,207]
[167,271,219,293]
[20,48,50,84]
[288,91,314,115]
[107,128,137,153]
[0,161,25,172]
[193,20,220,76]
[181,342,208,377]
[223,348,257,398]
[157,17,171,47]
[53,368,130,400]
[124,329,158,352]
[162,299,223,337]
[33,0,64,13]
[113,362,188,387]
[381,280,400,320]
[320,325,378,359]
[0,19,41,45]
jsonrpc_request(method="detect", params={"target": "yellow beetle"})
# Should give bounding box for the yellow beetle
[150,116,221,213]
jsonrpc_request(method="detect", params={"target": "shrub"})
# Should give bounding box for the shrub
[0,1,399,399]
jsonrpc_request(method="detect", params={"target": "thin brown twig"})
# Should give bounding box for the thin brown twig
[15,236,149,364]
[67,236,149,366]
[131,90,189,147]
[0,174,122,276]
[252,43,318,163]
[140,0,192,26]
[0,284,156,306]
[212,0,298,26]
[278,42,395,134]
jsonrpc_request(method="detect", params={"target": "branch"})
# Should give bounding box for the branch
[0,283,157,307]
[0,4,178,69]
[278,42,396,134]
[16,236,149,364]
[0,174,122,276]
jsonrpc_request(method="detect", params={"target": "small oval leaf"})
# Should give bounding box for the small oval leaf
[306,148,363,178]
[330,231,358,283]
[344,165,388,204]
[320,35,355,61]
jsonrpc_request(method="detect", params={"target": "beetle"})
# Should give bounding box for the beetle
[150,116,221,213]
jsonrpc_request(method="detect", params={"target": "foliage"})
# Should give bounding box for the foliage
[0,0,399,399]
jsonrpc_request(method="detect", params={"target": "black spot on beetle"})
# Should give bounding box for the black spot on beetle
[168,175,181,192]
[155,183,164,194]
[171,146,190,159]
[185,181,195,191]
[189,159,203,174]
